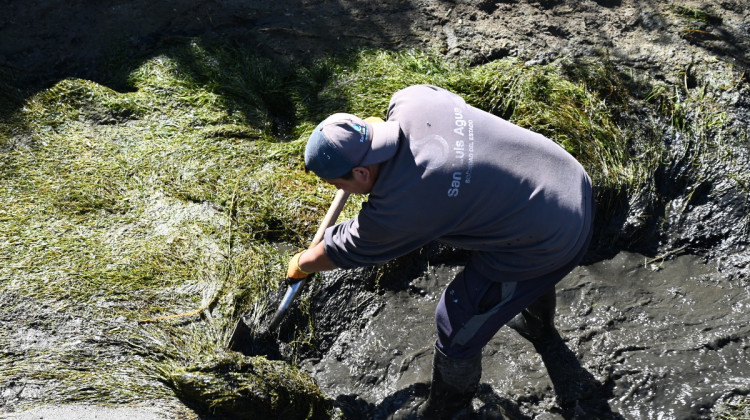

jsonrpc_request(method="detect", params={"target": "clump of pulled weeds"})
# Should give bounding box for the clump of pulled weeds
[158,353,331,419]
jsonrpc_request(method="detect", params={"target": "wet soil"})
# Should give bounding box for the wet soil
[296,252,750,419]
[2,0,750,419]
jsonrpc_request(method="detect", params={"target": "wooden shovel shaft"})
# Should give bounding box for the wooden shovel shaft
[310,189,350,250]
[266,189,350,331]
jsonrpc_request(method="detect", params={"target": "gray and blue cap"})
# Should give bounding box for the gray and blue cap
[305,113,400,179]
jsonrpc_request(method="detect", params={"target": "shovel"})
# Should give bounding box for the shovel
[227,189,350,356]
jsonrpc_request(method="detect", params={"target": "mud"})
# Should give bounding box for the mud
[2,0,750,418]
[276,249,746,419]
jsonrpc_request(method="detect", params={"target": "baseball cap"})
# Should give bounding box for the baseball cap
[304,113,400,179]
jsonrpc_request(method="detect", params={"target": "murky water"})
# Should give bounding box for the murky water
[303,252,750,419]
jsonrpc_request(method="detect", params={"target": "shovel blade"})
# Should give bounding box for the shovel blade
[226,312,282,358]
[226,279,305,357]
[227,314,255,352]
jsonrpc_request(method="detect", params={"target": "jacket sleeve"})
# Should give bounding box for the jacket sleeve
[323,210,433,269]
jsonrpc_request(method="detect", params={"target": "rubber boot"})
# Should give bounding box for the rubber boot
[507,286,557,342]
[417,345,482,420]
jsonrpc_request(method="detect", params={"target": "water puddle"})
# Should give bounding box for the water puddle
[303,251,750,418]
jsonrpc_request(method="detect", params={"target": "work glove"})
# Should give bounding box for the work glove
[364,116,385,123]
[287,251,311,281]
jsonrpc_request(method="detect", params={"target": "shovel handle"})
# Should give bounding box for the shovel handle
[266,189,350,332]
[310,189,350,249]
[228,189,351,351]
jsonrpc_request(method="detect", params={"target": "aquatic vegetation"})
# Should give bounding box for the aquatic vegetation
[669,5,723,28]
[1,38,745,415]
[158,353,330,418]
[716,395,750,420]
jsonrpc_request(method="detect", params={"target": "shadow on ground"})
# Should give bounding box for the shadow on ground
[0,0,422,118]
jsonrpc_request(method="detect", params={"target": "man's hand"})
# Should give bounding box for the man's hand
[287,251,311,280]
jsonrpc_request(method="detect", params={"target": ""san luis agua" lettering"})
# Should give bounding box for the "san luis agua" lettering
[447,107,475,197]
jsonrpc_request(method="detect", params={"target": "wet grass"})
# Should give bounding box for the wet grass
[668,4,724,41]
[670,5,723,27]
[716,396,750,420]
[1,40,338,416]
[641,60,749,236]
[0,39,745,416]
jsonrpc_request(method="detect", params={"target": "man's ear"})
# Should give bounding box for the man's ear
[352,166,370,182]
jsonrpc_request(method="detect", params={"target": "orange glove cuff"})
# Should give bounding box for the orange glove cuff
[287,251,311,279]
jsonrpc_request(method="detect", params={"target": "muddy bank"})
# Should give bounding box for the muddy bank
[296,251,750,419]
